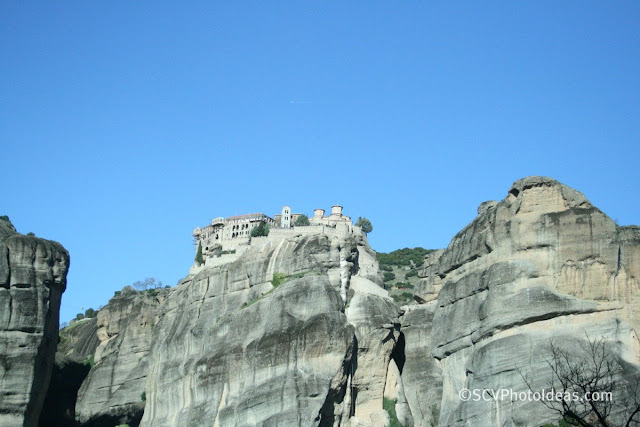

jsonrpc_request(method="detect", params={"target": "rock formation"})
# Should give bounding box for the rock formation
[412,176,640,426]
[56,317,100,364]
[39,317,100,427]
[139,231,402,426]
[74,287,170,426]
[47,176,640,426]
[0,217,70,427]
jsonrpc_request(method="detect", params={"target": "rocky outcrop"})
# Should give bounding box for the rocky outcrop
[57,317,100,364]
[140,231,400,426]
[413,177,640,426]
[75,287,169,426]
[398,302,442,427]
[51,176,639,426]
[0,217,70,427]
[39,317,100,427]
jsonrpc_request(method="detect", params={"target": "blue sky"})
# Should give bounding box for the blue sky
[1,2,638,323]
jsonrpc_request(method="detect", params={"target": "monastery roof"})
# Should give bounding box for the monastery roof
[226,213,269,221]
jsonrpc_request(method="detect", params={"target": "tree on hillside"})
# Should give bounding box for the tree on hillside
[132,277,163,291]
[251,222,270,237]
[294,214,310,226]
[195,241,204,265]
[521,334,640,427]
[356,217,373,234]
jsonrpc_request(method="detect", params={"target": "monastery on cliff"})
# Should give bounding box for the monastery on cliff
[192,205,357,268]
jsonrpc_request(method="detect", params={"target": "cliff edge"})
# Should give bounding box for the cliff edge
[0,217,70,427]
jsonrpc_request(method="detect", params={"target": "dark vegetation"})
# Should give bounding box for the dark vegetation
[72,307,98,323]
[377,247,434,305]
[356,217,373,234]
[294,214,310,226]
[383,397,403,427]
[250,222,270,237]
[377,247,434,267]
[383,272,396,282]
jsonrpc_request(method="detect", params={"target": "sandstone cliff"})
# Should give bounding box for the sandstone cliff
[39,317,99,427]
[140,231,402,426]
[52,176,640,426]
[410,176,640,426]
[56,317,100,364]
[74,287,170,426]
[0,217,70,427]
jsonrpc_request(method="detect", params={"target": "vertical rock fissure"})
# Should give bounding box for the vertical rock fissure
[390,332,406,375]
[617,245,622,274]
[316,334,358,426]
[4,247,11,327]
[349,334,358,418]
[2,246,9,289]
[6,291,12,331]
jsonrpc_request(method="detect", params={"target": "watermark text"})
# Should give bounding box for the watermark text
[458,388,612,403]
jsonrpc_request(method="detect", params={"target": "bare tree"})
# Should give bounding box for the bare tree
[132,277,163,291]
[521,334,640,427]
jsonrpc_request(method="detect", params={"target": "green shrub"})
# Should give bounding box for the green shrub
[383,272,396,282]
[114,290,121,297]
[141,391,146,401]
[84,308,96,318]
[82,355,95,367]
[383,397,403,427]
[271,272,287,288]
[380,264,393,272]
[0,215,9,222]
[27,232,35,236]
[356,217,373,234]
[405,270,418,279]
[251,222,270,237]
[294,214,310,226]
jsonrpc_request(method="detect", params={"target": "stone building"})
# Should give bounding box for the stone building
[309,205,352,227]
[274,206,305,228]
[192,205,359,271]
[192,213,276,258]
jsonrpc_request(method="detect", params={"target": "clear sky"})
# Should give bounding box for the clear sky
[1,2,638,323]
